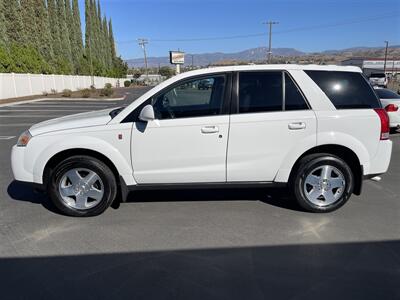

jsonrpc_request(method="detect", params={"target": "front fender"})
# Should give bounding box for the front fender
[29,127,135,185]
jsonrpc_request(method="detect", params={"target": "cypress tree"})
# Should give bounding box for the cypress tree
[103,16,112,69]
[20,0,39,49]
[91,0,99,63]
[32,0,54,64]
[3,0,26,45]
[48,0,63,69]
[56,0,73,73]
[0,0,8,47]
[64,0,77,72]
[96,0,105,68]
[72,0,84,70]
[109,19,116,60]
[84,0,93,68]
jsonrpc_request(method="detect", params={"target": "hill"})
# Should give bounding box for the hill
[126,45,400,68]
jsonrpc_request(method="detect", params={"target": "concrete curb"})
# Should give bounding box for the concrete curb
[0,96,125,108]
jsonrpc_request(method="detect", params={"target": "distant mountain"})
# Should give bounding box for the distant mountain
[125,45,400,68]
[126,47,305,68]
[321,45,400,55]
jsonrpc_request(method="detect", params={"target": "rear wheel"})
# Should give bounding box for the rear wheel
[48,155,117,217]
[292,154,354,212]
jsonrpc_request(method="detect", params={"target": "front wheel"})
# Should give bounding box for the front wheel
[48,155,117,217]
[292,154,354,213]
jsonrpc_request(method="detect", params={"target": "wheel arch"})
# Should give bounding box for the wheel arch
[287,144,363,195]
[43,148,121,189]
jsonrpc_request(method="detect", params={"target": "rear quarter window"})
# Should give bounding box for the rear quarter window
[305,70,381,109]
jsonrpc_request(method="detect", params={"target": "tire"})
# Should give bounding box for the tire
[47,155,117,217]
[291,153,354,213]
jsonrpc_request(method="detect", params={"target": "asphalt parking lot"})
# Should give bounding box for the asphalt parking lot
[0,88,399,299]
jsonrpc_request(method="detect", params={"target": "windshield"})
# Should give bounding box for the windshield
[375,89,400,99]
[370,73,386,78]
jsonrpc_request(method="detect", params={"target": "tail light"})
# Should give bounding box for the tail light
[374,108,390,140]
[385,104,399,112]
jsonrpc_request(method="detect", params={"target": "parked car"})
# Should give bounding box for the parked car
[369,72,388,88]
[375,87,400,130]
[12,65,392,217]
[198,79,213,90]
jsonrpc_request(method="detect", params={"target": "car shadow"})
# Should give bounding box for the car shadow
[7,180,303,214]
[127,187,301,211]
[7,181,59,214]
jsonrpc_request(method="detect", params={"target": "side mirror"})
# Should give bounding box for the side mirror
[139,104,155,122]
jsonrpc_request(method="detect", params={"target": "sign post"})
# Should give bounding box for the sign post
[169,51,185,74]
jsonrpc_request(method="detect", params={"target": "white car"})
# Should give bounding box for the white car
[375,88,400,129]
[369,72,388,88]
[11,65,392,216]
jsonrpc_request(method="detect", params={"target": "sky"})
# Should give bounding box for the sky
[79,0,400,59]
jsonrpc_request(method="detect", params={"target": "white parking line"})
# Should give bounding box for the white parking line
[35,102,119,105]
[9,105,112,108]
[0,109,92,112]
[0,115,69,118]
[0,136,16,140]
[0,123,33,126]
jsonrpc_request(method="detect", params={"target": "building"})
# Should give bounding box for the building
[126,74,165,86]
[341,58,400,76]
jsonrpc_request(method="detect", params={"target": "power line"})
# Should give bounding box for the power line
[116,13,399,44]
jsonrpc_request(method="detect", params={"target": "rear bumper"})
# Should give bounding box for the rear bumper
[367,140,392,176]
[387,111,400,128]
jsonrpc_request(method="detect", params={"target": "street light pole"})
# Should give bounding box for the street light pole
[383,40,389,74]
[263,21,279,63]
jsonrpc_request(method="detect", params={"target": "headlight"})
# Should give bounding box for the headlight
[17,130,32,147]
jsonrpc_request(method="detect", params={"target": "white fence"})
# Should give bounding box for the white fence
[0,73,126,100]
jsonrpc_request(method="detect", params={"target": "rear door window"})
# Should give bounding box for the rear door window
[238,72,282,113]
[305,71,381,109]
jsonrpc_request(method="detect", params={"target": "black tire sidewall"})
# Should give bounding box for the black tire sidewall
[294,155,354,213]
[48,156,117,217]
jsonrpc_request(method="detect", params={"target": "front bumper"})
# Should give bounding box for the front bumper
[11,145,35,183]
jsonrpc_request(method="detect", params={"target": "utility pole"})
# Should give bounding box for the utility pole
[138,38,149,79]
[263,21,279,63]
[383,40,389,74]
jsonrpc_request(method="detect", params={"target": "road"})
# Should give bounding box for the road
[0,87,399,299]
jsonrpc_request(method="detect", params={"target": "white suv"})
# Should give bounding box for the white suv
[11,65,392,216]
[369,72,388,88]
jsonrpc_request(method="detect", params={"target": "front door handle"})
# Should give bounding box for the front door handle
[288,122,306,130]
[201,126,219,134]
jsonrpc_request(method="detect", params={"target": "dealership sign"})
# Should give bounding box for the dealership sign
[363,60,400,69]
[170,51,185,65]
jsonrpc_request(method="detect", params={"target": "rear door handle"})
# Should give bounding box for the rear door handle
[201,126,219,134]
[288,122,306,130]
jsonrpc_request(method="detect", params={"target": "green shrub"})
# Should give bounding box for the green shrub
[99,83,114,97]
[100,87,113,97]
[62,89,72,97]
[124,80,131,87]
[81,88,91,98]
